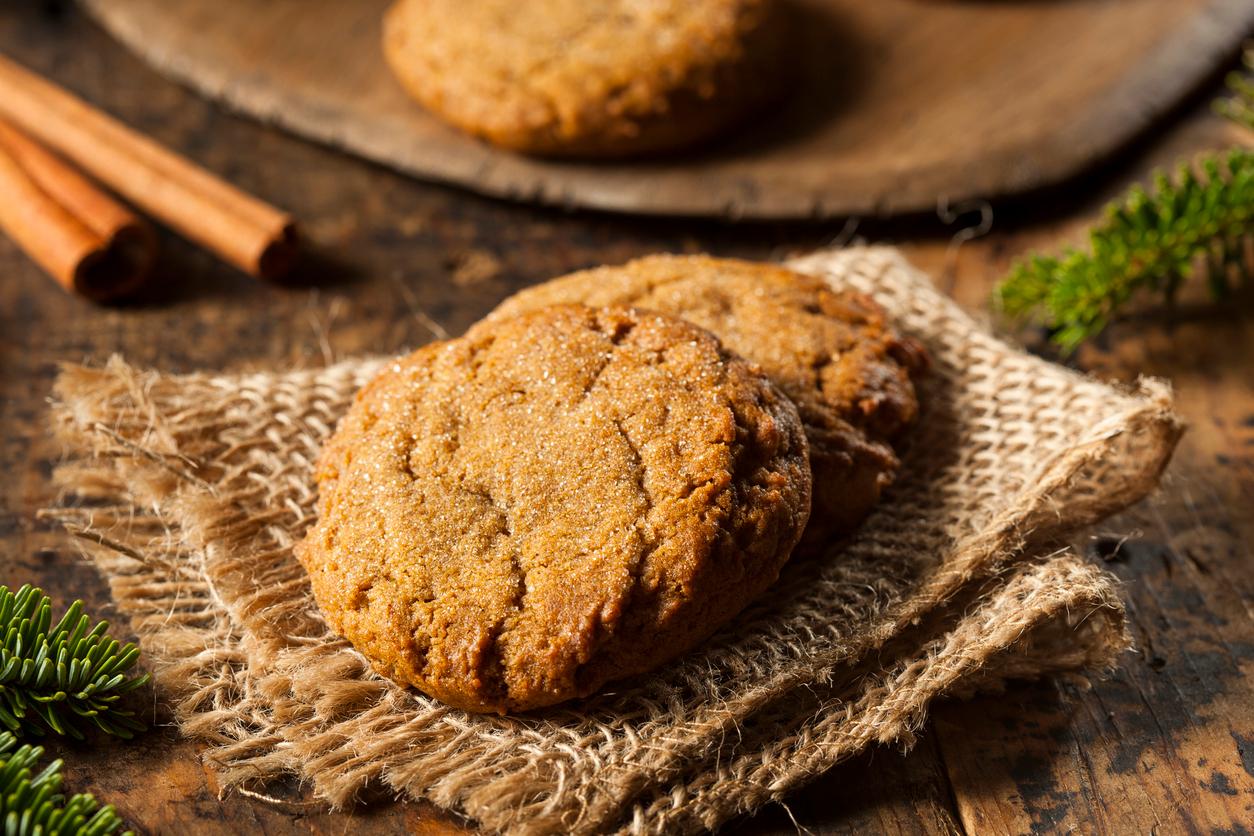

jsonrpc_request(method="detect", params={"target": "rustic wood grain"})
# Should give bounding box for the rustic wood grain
[77,0,1254,219]
[927,339,1254,833]
[898,112,1254,836]
[2,4,1252,833]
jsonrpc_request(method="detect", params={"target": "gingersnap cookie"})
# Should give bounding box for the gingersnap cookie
[381,0,787,157]
[483,256,928,545]
[298,305,810,713]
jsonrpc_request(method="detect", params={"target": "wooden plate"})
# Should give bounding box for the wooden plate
[82,0,1253,219]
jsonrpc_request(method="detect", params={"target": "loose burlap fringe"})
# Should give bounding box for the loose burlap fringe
[49,248,1182,834]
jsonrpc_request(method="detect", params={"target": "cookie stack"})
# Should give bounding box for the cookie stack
[297,256,926,713]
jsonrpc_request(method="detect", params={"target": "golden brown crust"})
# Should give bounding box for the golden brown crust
[381,0,788,157]
[297,305,810,713]
[484,256,928,545]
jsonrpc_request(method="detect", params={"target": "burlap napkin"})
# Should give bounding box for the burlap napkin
[49,247,1181,834]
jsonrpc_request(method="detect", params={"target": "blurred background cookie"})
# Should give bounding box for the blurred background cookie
[485,255,928,545]
[381,0,788,157]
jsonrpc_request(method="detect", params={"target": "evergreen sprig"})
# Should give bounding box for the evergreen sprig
[0,732,127,835]
[996,147,1253,352]
[1215,46,1253,129]
[0,586,149,740]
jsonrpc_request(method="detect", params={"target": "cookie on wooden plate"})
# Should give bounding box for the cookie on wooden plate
[298,305,810,713]
[484,255,928,545]
[381,0,788,157]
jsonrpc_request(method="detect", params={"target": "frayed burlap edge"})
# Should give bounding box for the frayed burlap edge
[46,247,1182,834]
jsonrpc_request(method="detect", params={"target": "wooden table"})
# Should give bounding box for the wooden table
[3,6,1251,833]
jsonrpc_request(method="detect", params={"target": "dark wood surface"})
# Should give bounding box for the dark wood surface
[2,5,1252,833]
[81,0,1254,219]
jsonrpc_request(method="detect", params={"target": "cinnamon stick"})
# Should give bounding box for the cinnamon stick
[0,119,154,301]
[0,54,297,281]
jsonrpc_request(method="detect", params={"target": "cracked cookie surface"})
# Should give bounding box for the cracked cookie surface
[297,305,810,713]
[484,256,929,546]
[381,0,788,157]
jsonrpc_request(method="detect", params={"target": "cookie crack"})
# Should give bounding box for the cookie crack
[610,416,654,527]
[608,416,657,604]
[488,562,527,707]
[569,414,659,693]
[809,348,838,379]
[577,343,622,408]
[463,481,525,707]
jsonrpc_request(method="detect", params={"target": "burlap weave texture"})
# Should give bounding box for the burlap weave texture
[50,247,1182,834]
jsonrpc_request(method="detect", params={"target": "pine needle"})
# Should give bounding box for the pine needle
[1215,45,1254,129]
[998,44,1254,352]
[0,732,128,835]
[0,586,149,740]
[996,148,1253,352]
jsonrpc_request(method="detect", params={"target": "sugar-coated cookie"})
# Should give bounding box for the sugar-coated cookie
[485,256,927,544]
[298,305,810,712]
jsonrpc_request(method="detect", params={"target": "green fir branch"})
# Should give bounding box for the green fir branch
[0,586,149,740]
[1215,45,1253,129]
[0,732,128,835]
[997,147,1253,352]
